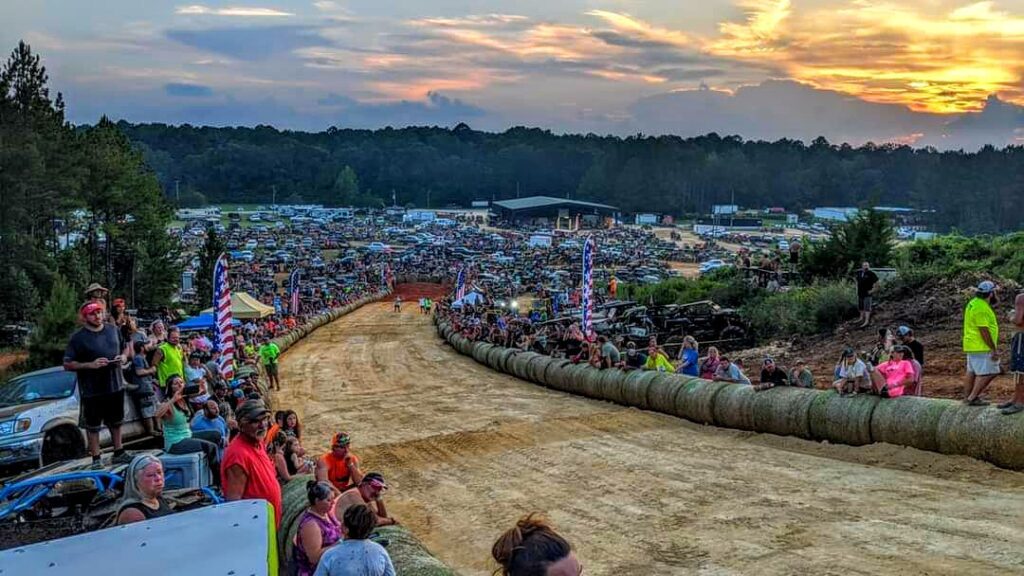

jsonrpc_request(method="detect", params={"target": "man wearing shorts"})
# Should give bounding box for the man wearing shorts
[999,291,1024,415]
[963,281,1001,406]
[258,337,281,391]
[64,301,132,466]
[855,261,879,328]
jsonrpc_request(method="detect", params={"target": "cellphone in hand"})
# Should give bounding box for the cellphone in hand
[183,384,202,396]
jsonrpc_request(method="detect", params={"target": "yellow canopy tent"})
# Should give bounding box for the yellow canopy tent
[203,291,276,319]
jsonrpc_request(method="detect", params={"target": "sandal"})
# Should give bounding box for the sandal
[1000,403,1024,415]
[966,397,990,407]
[996,400,1015,409]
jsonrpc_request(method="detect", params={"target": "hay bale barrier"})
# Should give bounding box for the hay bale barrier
[871,396,958,453]
[809,392,879,446]
[436,322,1024,470]
[375,526,458,576]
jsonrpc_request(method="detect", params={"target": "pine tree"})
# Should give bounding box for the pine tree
[196,226,226,309]
[27,275,78,368]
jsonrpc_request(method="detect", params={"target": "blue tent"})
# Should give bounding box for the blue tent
[176,313,241,332]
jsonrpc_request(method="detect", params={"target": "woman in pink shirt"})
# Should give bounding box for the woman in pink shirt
[871,346,915,398]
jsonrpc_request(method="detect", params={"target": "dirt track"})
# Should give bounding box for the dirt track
[279,296,1024,575]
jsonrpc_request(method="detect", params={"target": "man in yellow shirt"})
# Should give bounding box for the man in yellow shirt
[963,281,1001,406]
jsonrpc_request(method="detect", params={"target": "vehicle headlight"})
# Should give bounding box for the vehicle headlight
[15,418,31,433]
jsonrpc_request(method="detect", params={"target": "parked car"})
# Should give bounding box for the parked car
[699,259,730,275]
[0,367,148,470]
[367,242,392,253]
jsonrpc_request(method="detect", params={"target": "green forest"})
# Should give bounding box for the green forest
[124,122,1023,234]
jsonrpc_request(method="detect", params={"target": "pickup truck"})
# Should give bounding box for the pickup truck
[0,367,147,470]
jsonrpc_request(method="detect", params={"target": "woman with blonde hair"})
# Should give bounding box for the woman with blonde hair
[699,346,721,380]
[677,336,699,377]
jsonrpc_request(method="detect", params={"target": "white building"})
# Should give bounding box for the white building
[634,213,659,225]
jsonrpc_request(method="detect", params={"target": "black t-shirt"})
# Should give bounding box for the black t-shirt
[905,339,925,366]
[760,367,789,385]
[64,324,124,398]
[855,270,879,298]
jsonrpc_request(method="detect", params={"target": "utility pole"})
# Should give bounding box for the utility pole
[272,185,277,206]
[175,179,180,204]
[516,181,520,199]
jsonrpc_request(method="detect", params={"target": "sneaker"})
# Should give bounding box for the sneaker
[89,458,104,470]
[966,397,990,407]
[1000,403,1024,415]
[996,400,1015,409]
[112,451,134,465]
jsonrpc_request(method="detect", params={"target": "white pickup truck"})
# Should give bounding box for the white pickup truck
[0,367,147,470]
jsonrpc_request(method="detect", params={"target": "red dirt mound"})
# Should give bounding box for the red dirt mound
[393,283,448,300]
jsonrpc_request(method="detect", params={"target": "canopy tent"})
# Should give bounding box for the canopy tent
[176,313,241,332]
[202,292,276,320]
[451,291,486,309]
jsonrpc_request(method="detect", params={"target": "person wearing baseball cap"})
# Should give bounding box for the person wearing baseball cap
[64,301,132,466]
[895,325,924,368]
[315,432,364,493]
[221,399,282,525]
[333,470,398,528]
[963,281,1002,406]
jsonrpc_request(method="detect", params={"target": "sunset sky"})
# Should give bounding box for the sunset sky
[4,1,1023,148]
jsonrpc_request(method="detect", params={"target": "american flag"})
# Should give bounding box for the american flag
[213,254,235,380]
[288,269,302,315]
[455,267,466,302]
[582,237,595,339]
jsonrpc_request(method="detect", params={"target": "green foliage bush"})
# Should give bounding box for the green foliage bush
[27,276,79,368]
[742,281,857,340]
[801,209,895,279]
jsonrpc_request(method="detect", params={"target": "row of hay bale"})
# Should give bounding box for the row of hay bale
[435,321,1024,471]
[267,294,461,575]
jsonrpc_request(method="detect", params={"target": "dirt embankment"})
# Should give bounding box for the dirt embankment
[278,295,1024,576]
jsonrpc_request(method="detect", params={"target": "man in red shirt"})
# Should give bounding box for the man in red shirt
[221,400,282,525]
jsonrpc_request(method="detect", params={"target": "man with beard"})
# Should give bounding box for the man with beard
[221,400,282,525]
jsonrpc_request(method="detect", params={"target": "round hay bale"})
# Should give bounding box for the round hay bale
[646,373,689,414]
[598,368,628,404]
[671,379,728,424]
[510,353,537,380]
[621,370,661,408]
[711,384,757,431]
[543,359,574,391]
[871,396,957,452]
[277,474,314,558]
[576,366,605,398]
[497,348,518,374]
[561,363,592,396]
[472,342,493,364]
[808,392,879,446]
[486,346,505,371]
[527,355,553,384]
[750,386,818,439]
[937,405,1024,470]
[459,338,474,356]
[373,526,457,575]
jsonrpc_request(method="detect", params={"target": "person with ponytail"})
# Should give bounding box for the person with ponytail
[492,514,582,576]
[313,504,395,576]
[294,480,342,576]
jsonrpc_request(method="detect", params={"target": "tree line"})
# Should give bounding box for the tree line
[0,41,181,332]
[123,123,1023,235]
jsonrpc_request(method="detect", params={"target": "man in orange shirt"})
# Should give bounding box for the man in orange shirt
[315,432,364,493]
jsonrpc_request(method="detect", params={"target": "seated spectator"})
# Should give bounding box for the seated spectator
[788,359,815,388]
[713,356,752,385]
[265,410,286,444]
[285,436,315,476]
[294,480,342,576]
[268,431,295,483]
[699,346,722,380]
[868,328,892,366]
[676,336,699,377]
[281,409,303,440]
[212,383,237,430]
[116,454,173,525]
[316,432,364,493]
[755,357,789,391]
[570,341,592,365]
[314,504,396,576]
[623,342,647,370]
[870,345,914,398]
[492,513,581,576]
[643,345,675,372]
[587,341,603,368]
[191,399,230,451]
[156,375,221,483]
[832,348,869,395]
[334,472,397,527]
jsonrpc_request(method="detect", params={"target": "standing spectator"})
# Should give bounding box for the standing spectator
[676,336,699,377]
[314,504,395,576]
[492,514,580,576]
[152,326,185,395]
[855,261,880,328]
[83,283,109,318]
[393,296,402,313]
[963,281,1002,406]
[1000,291,1024,415]
[700,346,722,380]
[259,337,282,391]
[222,400,282,525]
[128,340,158,437]
[63,301,132,466]
[896,326,925,367]
[789,359,815,388]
